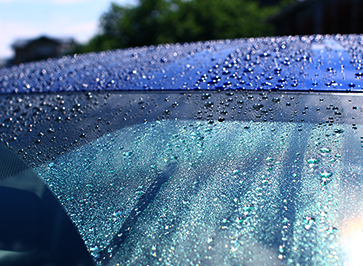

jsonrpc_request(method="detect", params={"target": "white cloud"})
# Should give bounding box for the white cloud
[56,20,99,43]
[53,0,96,3]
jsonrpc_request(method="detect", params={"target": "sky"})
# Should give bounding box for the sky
[0,0,137,59]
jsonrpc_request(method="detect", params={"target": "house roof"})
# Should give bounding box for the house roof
[12,35,75,49]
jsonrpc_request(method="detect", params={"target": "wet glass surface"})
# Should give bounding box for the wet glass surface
[35,114,363,265]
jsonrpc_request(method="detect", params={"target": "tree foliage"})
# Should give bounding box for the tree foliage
[78,0,293,53]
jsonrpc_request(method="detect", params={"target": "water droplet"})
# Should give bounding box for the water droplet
[243,205,253,212]
[320,171,333,178]
[113,211,122,217]
[274,67,282,74]
[307,158,319,164]
[319,147,331,153]
[303,216,315,229]
[253,103,263,110]
[123,151,132,157]
[334,128,344,134]
[201,93,211,100]
[326,227,338,234]
[272,97,280,103]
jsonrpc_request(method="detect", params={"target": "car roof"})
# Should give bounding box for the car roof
[1,35,362,94]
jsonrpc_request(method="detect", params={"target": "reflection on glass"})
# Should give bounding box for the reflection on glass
[36,119,363,265]
[342,216,363,265]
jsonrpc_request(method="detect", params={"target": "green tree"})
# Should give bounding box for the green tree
[79,0,292,53]
[170,0,277,42]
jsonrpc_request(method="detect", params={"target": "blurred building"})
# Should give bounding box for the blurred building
[268,0,363,35]
[12,36,76,65]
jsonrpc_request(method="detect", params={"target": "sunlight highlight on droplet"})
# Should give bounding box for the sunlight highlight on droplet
[341,217,363,266]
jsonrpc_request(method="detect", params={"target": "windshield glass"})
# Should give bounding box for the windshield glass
[30,90,363,266]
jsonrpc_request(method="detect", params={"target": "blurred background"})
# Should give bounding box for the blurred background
[1,0,362,67]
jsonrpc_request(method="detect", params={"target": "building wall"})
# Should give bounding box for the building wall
[27,39,58,61]
[14,39,58,64]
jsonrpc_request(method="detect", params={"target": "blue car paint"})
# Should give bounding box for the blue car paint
[0,35,361,94]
